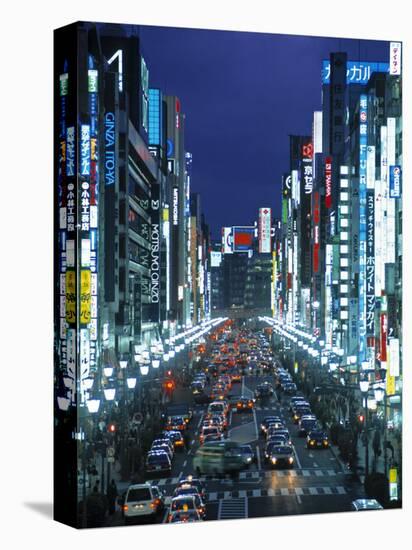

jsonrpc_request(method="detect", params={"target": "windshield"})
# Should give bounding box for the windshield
[127,488,151,502]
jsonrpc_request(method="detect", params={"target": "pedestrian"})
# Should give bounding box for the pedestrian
[92,479,100,494]
[107,479,118,516]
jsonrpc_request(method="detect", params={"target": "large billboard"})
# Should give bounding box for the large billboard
[258,208,271,253]
[322,60,390,85]
[221,226,233,254]
[232,226,255,252]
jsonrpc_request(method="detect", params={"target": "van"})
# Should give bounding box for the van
[193,441,244,475]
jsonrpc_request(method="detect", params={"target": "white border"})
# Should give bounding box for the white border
[0,1,409,548]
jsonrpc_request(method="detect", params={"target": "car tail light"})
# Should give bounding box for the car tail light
[123,505,129,512]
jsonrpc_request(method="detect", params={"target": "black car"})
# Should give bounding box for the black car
[254,382,275,399]
[266,445,295,468]
[306,430,330,449]
[145,451,172,475]
[298,416,318,436]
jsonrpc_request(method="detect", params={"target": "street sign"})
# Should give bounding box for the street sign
[133,412,143,425]
[107,457,115,464]
[107,446,115,458]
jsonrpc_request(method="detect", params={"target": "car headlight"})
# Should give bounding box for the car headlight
[271,457,277,464]
[310,440,315,445]
[288,457,294,463]
[323,440,329,445]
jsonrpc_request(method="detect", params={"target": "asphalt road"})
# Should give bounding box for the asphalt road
[110,371,366,526]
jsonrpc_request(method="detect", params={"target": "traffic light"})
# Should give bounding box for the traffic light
[107,422,116,433]
[358,414,365,424]
[166,370,172,377]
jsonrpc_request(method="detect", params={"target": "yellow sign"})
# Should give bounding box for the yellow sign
[386,373,396,396]
[80,270,91,325]
[389,468,397,483]
[65,270,76,324]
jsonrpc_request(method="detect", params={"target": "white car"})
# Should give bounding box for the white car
[122,483,165,524]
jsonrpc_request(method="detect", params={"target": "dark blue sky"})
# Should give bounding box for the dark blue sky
[137,25,389,239]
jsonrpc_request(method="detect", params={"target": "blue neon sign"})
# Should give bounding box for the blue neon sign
[322,61,389,85]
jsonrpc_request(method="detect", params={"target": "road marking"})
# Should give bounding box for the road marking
[293,447,302,469]
[323,487,332,495]
[280,488,289,496]
[336,486,346,494]
[302,470,310,477]
[327,470,335,476]
[267,488,275,497]
[252,408,259,440]
[309,487,318,495]
[313,462,319,467]
[178,471,183,479]
[196,415,203,430]
[256,446,261,470]
[182,460,187,468]
[314,470,324,477]
[218,497,248,519]
[295,487,304,496]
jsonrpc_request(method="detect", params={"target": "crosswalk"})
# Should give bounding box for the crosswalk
[208,485,347,502]
[146,468,340,486]
[218,497,248,519]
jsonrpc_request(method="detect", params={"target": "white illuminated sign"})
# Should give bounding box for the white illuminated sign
[173,187,179,225]
[390,42,402,75]
[258,207,271,253]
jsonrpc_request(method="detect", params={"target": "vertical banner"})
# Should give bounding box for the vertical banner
[358,95,368,361]
[380,313,387,362]
[258,208,272,253]
[325,156,332,208]
[313,191,320,273]
[389,42,402,76]
[150,183,160,321]
[366,190,375,337]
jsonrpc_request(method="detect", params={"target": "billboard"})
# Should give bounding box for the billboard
[232,226,254,252]
[389,165,402,198]
[210,251,222,267]
[358,94,368,360]
[222,227,233,254]
[322,60,390,84]
[258,208,271,253]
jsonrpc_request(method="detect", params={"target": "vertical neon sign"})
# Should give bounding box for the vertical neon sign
[358,95,368,361]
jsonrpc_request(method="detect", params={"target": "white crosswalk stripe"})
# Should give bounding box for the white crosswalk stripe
[218,497,248,520]
[205,486,347,502]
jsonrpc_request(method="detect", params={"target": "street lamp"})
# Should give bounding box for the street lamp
[140,364,149,376]
[360,377,370,477]
[104,365,114,378]
[152,357,160,369]
[86,396,101,414]
[104,387,116,401]
[126,375,137,390]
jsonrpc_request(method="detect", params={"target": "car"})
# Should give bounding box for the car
[191,381,205,395]
[200,425,222,445]
[260,416,283,434]
[167,510,202,523]
[236,397,255,412]
[122,483,165,523]
[193,441,244,475]
[289,396,306,410]
[145,451,172,475]
[230,371,242,383]
[165,415,187,431]
[150,444,174,461]
[168,494,206,520]
[267,436,288,450]
[267,445,295,468]
[266,419,285,432]
[208,401,228,416]
[205,414,228,430]
[266,427,291,441]
[172,486,206,508]
[351,499,383,511]
[152,438,174,453]
[254,382,275,398]
[162,430,185,450]
[292,405,312,423]
[239,444,255,466]
[298,415,318,436]
[175,477,206,499]
[283,382,297,395]
[306,430,330,449]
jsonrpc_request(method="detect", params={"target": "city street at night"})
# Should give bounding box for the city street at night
[53,22,403,528]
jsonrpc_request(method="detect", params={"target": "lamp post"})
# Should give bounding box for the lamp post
[359,377,370,477]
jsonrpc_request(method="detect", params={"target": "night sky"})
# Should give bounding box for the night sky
[137,25,389,239]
